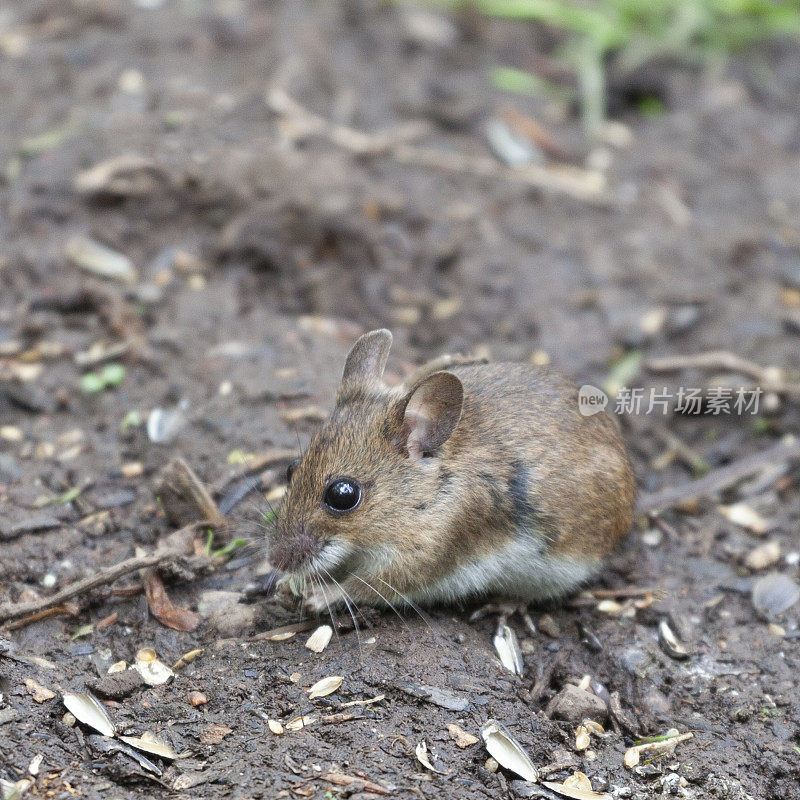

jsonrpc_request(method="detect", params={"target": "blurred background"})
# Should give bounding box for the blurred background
[2,3,800,797]
[4,0,800,482]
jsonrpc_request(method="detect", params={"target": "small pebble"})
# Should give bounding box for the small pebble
[188,691,207,707]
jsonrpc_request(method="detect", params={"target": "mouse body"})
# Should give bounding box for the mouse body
[269,329,635,610]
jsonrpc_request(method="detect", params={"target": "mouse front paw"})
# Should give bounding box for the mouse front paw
[303,581,347,614]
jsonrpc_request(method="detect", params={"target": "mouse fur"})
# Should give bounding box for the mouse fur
[268,329,635,610]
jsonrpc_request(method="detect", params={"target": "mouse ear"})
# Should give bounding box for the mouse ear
[341,329,393,387]
[393,371,463,459]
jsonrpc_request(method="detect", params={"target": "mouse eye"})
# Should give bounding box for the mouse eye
[323,477,362,513]
[286,458,301,483]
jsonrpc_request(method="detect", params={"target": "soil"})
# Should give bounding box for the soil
[1,1,799,799]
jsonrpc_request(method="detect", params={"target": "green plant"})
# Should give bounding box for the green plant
[81,362,126,393]
[433,0,800,133]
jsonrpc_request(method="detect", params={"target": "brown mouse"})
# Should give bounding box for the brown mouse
[268,329,635,611]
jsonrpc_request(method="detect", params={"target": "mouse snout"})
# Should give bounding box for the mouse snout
[269,523,319,573]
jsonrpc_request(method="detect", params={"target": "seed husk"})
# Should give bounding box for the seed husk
[305,625,333,653]
[744,541,781,571]
[493,624,524,676]
[574,725,591,751]
[718,502,769,535]
[65,236,137,284]
[268,631,296,641]
[308,676,343,699]
[542,779,611,799]
[415,740,447,774]
[119,732,178,760]
[658,620,690,660]
[285,715,316,731]
[480,720,538,783]
[132,654,174,686]
[62,692,116,737]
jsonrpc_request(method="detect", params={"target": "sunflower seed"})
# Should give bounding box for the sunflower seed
[658,620,690,660]
[493,624,524,675]
[305,625,333,653]
[480,720,538,783]
[308,676,343,699]
[62,692,116,737]
[119,732,178,760]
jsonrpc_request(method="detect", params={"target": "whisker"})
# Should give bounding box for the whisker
[348,573,411,631]
[370,573,440,642]
[309,572,342,646]
[319,565,363,658]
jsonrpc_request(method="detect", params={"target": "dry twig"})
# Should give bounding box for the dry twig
[267,88,607,203]
[645,351,800,399]
[636,437,800,513]
[0,524,201,625]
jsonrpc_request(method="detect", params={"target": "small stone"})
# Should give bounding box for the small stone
[200,723,232,744]
[208,604,256,637]
[537,614,561,638]
[0,454,23,484]
[24,679,55,703]
[744,541,781,571]
[197,590,244,619]
[446,723,479,748]
[546,685,608,725]
[752,573,800,620]
[188,691,208,707]
[620,648,650,677]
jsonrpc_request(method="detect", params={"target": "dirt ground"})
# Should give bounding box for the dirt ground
[1,1,799,798]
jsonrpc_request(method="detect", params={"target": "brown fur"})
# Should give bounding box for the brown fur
[270,331,635,606]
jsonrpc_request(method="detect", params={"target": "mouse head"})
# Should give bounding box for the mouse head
[269,329,463,582]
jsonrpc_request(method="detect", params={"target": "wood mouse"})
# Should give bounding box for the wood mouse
[268,329,635,612]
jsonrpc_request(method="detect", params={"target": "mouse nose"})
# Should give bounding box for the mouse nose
[269,524,318,573]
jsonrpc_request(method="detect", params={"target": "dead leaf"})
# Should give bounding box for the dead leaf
[143,570,199,631]
[446,723,479,748]
[322,773,389,795]
[200,723,233,744]
[25,678,55,703]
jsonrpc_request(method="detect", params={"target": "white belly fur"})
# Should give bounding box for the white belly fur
[409,535,598,605]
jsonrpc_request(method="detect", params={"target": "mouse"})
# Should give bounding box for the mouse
[268,329,635,612]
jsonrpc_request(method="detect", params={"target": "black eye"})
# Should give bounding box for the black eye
[323,478,362,513]
[286,458,301,483]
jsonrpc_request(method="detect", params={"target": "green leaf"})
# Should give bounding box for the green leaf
[100,363,126,387]
[491,66,575,103]
[604,350,643,398]
[227,449,251,465]
[71,623,94,640]
[57,486,83,505]
[120,410,143,433]
[212,538,248,559]
[637,95,666,117]
[81,372,106,394]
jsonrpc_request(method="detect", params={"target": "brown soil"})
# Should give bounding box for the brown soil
[1,2,799,799]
